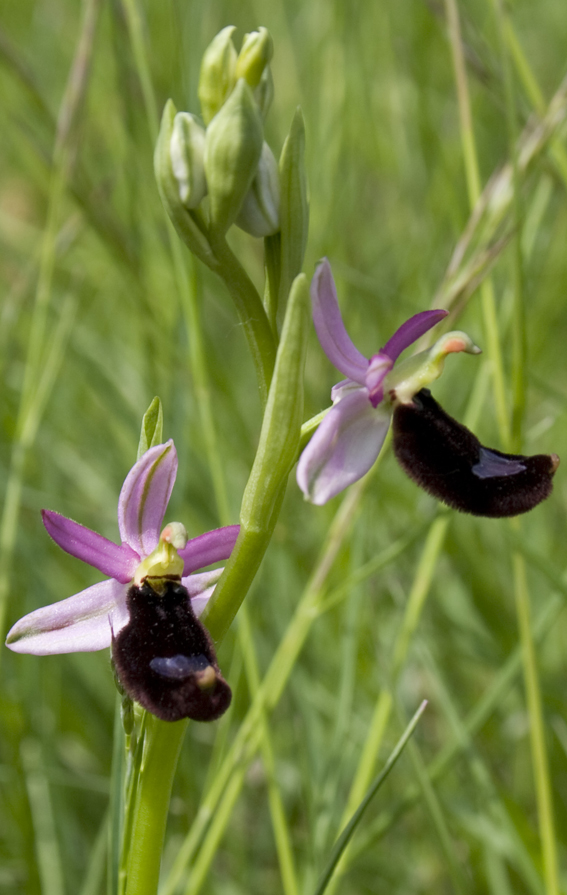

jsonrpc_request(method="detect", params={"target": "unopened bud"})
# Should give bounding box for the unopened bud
[198,26,237,125]
[154,100,215,266]
[235,27,273,90]
[236,142,280,237]
[170,112,207,208]
[204,78,263,235]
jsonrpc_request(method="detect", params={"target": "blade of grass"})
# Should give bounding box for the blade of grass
[404,735,471,894]
[0,0,101,645]
[349,592,561,885]
[312,701,428,895]
[492,3,559,892]
[21,739,66,895]
[444,0,509,446]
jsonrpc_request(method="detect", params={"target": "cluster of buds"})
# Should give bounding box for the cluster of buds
[157,26,280,241]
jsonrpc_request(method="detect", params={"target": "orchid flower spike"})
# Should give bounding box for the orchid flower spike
[6,441,240,722]
[297,259,559,516]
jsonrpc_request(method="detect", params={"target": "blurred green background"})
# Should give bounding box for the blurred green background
[1,0,567,893]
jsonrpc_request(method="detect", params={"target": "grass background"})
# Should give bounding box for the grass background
[1,0,567,893]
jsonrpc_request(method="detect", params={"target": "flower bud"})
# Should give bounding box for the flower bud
[235,27,273,90]
[204,78,263,235]
[198,26,237,125]
[170,112,207,208]
[154,100,216,267]
[236,142,280,237]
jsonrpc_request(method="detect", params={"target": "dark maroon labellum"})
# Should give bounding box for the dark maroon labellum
[393,389,559,518]
[112,579,231,722]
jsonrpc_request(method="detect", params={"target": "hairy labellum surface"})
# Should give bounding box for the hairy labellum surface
[112,579,231,722]
[393,389,559,518]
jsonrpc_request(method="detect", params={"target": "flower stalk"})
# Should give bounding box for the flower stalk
[203,272,310,642]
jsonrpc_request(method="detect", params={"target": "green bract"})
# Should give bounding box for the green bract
[236,142,280,237]
[278,108,309,311]
[205,78,264,235]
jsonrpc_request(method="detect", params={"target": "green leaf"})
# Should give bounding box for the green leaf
[137,397,164,459]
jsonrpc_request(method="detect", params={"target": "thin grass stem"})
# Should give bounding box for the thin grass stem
[312,701,428,895]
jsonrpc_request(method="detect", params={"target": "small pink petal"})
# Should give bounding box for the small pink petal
[6,579,129,655]
[382,310,448,362]
[42,510,139,584]
[178,525,240,576]
[365,353,393,408]
[311,259,369,383]
[331,378,362,403]
[118,441,178,558]
[297,387,391,505]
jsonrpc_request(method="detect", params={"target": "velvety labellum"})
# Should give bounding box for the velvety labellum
[112,579,231,722]
[393,389,558,518]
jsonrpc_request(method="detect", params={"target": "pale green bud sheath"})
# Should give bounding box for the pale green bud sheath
[235,27,274,89]
[255,65,274,120]
[203,274,310,643]
[236,142,280,237]
[154,100,217,270]
[198,25,237,125]
[170,113,207,208]
[133,523,188,591]
[205,78,264,235]
[383,331,481,406]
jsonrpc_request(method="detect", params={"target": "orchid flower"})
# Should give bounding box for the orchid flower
[6,441,239,721]
[297,259,558,515]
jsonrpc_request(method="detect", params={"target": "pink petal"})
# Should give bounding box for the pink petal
[382,310,448,362]
[311,259,369,383]
[365,353,393,408]
[5,579,129,655]
[178,525,240,576]
[42,510,139,584]
[331,378,362,403]
[297,387,391,505]
[182,569,223,617]
[118,441,178,558]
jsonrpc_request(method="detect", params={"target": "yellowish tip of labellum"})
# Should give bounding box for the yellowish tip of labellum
[196,666,217,690]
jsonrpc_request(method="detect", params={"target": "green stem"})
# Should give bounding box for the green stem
[123,717,188,895]
[209,232,277,406]
[512,549,559,895]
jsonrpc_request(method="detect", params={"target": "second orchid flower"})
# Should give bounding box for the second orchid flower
[297,259,558,515]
